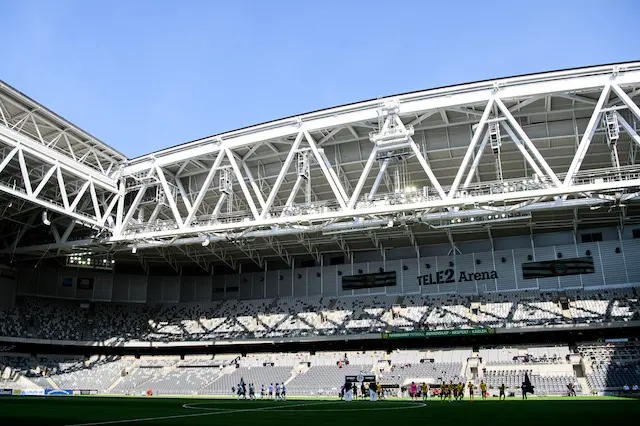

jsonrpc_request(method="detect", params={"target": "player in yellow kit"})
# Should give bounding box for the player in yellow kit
[480,381,487,400]
[468,381,475,400]
[421,382,428,402]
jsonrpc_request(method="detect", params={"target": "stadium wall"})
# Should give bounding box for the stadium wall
[13,229,640,304]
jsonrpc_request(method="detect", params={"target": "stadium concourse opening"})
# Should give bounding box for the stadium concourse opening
[1,62,640,423]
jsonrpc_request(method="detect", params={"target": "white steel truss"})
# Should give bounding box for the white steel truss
[0,82,125,174]
[0,81,123,234]
[0,129,120,229]
[4,63,640,266]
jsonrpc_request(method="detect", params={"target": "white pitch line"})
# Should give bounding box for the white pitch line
[64,401,335,426]
[250,402,427,412]
[183,401,426,413]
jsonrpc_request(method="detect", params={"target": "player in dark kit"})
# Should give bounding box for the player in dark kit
[522,372,534,400]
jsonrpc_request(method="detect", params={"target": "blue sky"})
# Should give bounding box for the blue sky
[1,0,639,158]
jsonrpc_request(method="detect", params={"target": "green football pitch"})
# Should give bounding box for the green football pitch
[0,396,638,426]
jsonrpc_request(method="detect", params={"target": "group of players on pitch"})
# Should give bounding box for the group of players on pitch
[408,381,508,401]
[233,380,287,401]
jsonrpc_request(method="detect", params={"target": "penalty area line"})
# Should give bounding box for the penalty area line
[64,401,335,426]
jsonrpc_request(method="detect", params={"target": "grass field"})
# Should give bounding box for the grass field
[0,396,638,426]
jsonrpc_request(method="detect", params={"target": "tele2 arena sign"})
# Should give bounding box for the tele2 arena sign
[417,268,498,286]
[416,256,595,286]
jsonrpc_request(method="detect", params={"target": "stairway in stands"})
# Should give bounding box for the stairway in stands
[81,322,94,341]
[46,377,59,389]
[577,377,591,395]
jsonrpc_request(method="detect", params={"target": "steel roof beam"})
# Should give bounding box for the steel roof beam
[334,235,353,262]
[564,84,611,185]
[616,113,640,149]
[260,132,303,219]
[265,236,293,267]
[110,172,640,242]
[0,126,118,190]
[230,239,265,268]
[206,241,239,271]
[120,137,630,234]
[555,93,598,105]
[0,144,116,229]
[183,149,226,227]
[296,233,321,263]
[304,131,348,207]
[496,100,562,187]
[226,147,260,219]
[176,245,212,274]
[169,103,611,178]
[0,84,125,167]
[612,84,640,123]
[462,132,489,189]
[124,65,640,174]
[367,231,384,257]
[448,98,494,198]
[4,196,620,255]
[155,247,182,274]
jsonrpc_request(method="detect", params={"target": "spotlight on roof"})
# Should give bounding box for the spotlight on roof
[131,246,137,254]
[42,211,51,226]
[201,239,210,247]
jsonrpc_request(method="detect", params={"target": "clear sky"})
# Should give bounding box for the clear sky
[1,0,639,158]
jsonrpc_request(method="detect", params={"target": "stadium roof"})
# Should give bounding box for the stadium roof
[2,61,640,272]
[0,80,126,168]
[129,61,640,163]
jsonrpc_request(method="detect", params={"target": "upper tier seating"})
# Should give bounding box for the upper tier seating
[0,288,638,343]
